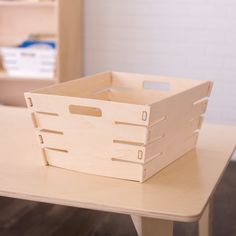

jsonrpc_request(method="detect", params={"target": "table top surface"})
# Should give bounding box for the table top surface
[0,106,235,222]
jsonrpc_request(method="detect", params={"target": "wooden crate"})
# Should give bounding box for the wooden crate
[25,71,213,182]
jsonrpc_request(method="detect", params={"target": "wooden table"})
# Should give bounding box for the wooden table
[0,106,235,236]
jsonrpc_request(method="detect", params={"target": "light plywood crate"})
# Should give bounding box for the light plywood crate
[25,71,213,182]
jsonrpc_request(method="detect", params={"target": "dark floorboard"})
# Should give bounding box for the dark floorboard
[0,161,235,236]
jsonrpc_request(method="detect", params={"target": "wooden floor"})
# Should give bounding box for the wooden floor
[0,161,235,236]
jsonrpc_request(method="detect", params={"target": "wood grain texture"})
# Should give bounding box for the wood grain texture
[0,106,235,222]
[0,162,236,236]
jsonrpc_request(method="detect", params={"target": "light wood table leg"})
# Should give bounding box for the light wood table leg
[198,202,212,236]
[131,215,173,236]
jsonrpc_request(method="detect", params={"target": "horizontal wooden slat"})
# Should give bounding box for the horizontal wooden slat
[46,149,144,182]
[26,93,150,126]
[36,125,147,164]
[35,111,148,143]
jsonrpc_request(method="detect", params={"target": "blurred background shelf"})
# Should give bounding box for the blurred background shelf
[0,1,55,7]
[0,0,83,106]
[0,72,54,81]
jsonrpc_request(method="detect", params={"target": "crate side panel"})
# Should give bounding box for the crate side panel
[148,99,207,143]
[37,128,147,165]
[148,113,203,145]
[29,71,112,97]
[149,81,212,125]
[143,133,198,182]
[113,123,147,144]
[26,93,151,165]
[34,112,148,144]
[145,117,201,161]
[26,93,150,126]
[110,145,146,164]
[45,149,144,182]
[108,89,166,105]
[33,112,150,164]
[112,72,206,93]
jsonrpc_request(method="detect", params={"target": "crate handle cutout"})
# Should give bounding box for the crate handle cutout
[69,105,102,117]
[143,81,170,91]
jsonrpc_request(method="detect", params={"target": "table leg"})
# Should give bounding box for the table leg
[131,215,173,236]
[199,202,212,236]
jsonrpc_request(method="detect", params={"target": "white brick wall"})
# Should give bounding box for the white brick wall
[84,0,236,158]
